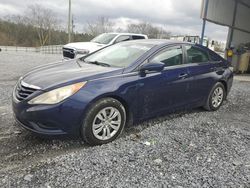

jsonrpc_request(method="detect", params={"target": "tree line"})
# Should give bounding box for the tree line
[0,18,93,47]
[0,4,171,47]
[0,4,93,47]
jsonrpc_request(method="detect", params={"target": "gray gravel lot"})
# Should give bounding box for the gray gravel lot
[0,51,249,187]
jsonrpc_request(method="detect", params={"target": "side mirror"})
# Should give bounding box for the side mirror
[140,61,165,73]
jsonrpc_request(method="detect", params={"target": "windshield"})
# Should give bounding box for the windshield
[91,33,118,44]
[82,42,154,68]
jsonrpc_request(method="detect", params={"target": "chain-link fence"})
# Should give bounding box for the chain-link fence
[0,45,63,54]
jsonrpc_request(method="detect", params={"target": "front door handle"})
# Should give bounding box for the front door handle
[178,73,188,79]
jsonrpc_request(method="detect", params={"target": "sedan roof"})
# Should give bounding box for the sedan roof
[123,39,192,46]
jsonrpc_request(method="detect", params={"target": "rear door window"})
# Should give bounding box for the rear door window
[185,45,209,64]
[132,35,145,40]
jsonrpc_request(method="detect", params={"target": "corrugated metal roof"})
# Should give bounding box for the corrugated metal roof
[237,0,250,7]
[202,0,250,33]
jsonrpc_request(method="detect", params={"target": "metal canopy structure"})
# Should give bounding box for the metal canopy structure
[201,0,250,47]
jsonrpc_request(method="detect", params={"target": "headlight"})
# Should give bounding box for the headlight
[28,82,87,105]
[77,49,89,54]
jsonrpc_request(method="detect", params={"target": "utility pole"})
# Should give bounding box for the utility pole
[68,0,72,43]
[72,15,74,36]
[200,0,209,45]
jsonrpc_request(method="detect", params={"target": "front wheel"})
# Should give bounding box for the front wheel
[204,82,226,111]
[81,98,126,145]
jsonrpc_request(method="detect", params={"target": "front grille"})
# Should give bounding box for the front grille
[15,81,38,101]
[63,47,75,59]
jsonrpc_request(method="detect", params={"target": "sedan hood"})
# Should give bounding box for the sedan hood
[22,60,122,90]
[64,42,106,53]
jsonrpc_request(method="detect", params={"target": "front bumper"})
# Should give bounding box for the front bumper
[14,115,66,135]
[12,95,88,136]
[62,47,89,60]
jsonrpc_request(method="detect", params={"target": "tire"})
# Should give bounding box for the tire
[204,82,226,111]
[81,98,126,145]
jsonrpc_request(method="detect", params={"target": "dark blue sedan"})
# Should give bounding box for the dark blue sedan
[12,40,233,145]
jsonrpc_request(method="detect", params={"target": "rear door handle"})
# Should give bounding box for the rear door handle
[178,73,188,79]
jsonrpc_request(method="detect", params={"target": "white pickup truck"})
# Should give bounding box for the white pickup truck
[63,33,148,59]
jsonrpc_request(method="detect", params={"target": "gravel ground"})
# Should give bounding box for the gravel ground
[0,51,249,187]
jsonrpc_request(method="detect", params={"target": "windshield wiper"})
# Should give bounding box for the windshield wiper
[86,61,111,67]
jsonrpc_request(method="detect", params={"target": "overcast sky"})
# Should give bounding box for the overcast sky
[0,0,228,42]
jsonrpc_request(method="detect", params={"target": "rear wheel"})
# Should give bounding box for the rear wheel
[81,98,126,145]
[204,82,225,111]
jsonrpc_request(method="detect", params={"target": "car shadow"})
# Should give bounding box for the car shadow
[18,106,206,144]
[0,106,211,172]
[123,107,206,137]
